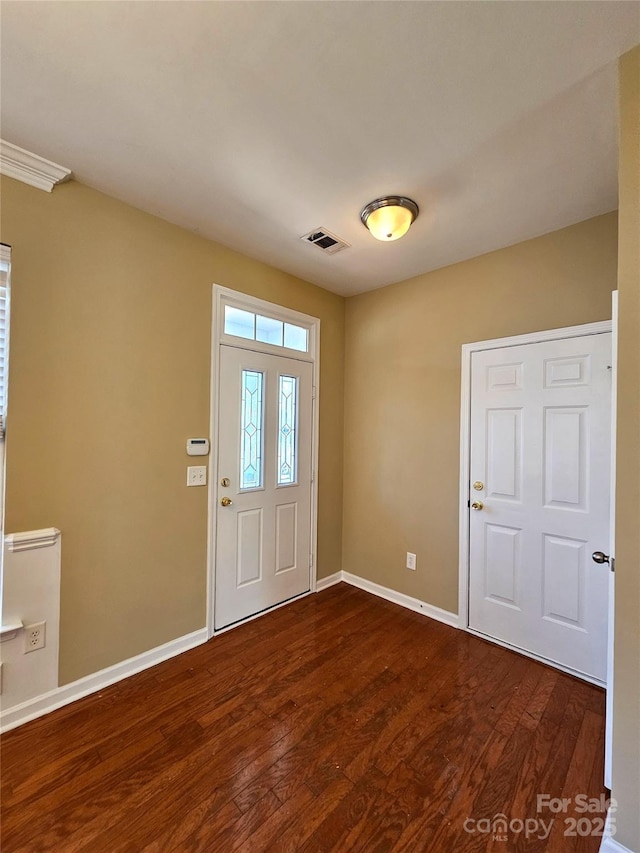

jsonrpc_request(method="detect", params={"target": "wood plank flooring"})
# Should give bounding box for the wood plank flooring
[1,584,607,852]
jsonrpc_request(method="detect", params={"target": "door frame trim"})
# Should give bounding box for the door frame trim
[207,286,321,638]
[457,319,612,631]
[604,291,618,788]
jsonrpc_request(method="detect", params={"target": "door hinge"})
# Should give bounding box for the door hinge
[309,553,314,569]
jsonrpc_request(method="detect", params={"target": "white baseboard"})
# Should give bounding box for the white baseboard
[315,571,343,592]
[600,835,635,853]
[3,570,455,733]
[0,627,208,733]
[600,810,638,853]
[323,570,458,629]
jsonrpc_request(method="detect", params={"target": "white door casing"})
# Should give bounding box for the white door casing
[215,345,313,629]
[459,322,613,685]
[604,292,617,787]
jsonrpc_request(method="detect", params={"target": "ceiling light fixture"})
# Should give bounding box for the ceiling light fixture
[360,196,419,242]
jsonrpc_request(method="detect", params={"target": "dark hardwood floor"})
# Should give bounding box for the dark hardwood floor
[1,583,607,852]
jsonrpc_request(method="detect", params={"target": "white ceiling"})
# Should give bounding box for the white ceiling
[1,2,639,296]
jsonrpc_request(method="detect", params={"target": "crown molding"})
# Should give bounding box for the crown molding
[0,140,71,192]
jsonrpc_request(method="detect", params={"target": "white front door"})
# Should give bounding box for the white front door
[215,344,313,629]
[468,333,612,682]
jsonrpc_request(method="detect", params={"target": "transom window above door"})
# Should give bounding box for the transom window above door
[224,305,308,353]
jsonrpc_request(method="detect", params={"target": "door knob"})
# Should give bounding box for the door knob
[220,497,233,507]
[592,551,610,565]
[471,501,484,511]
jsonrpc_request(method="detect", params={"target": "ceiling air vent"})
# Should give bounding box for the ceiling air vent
[301,228,350,255]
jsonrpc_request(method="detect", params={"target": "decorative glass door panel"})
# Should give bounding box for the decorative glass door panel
[277,375,298,486]
[240,370,264,490]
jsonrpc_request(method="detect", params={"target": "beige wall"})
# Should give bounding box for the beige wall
[0,175,344,684]
[612,45,640,853]
[343,213,617,613]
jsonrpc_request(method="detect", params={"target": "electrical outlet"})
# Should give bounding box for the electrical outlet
[187,465,207,487]
[406,552,417,571]
[24,621,46,653]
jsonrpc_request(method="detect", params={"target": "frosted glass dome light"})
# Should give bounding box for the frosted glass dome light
[360,196,419,241]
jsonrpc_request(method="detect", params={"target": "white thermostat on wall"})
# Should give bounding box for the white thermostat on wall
[186,438,210,456]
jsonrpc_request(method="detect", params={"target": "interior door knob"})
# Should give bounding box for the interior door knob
[471,501,484,511]
[592,551,610,565]
[220,497,233,507]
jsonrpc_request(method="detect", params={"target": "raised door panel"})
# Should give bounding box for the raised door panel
[275,502,297,574]
[486,409,522,501]
[544,407,588,511]
[544,355,590,388]
[542,534,586,629]
[483,523,521,609]
[487,363,523,391]
[237,508,263,586]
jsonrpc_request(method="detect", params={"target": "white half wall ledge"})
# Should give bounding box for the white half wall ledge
[0,627,208,733]
[5,528,61,552]
[0,140,71,192]
[0,621,23,643]
[316,570,459,629]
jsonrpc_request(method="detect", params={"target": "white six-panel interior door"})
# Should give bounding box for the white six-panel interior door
[468,331,612,683]
[214,344,314,630]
